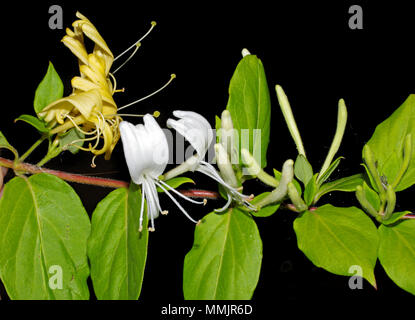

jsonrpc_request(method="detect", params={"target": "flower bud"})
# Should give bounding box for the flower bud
[215,143,238,188]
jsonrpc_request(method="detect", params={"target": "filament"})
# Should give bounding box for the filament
[156,179,206,205]
[154,180,199,224]
[215,193,233,212]
[112,43,141,75]
[139,183,146,232]
[113,21,157,62]
[117,74,176,112]
[64,114,97,135]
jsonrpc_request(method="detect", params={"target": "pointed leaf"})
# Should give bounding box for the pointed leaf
[157,177,195,193]
[88,183,148,300]
[15,114,50,134]
[226,54,271,168]
[0,174,91,299]
[317,156,344,186]
[382,211,411,226]
[365,94,415,191]
[34,62,64,114]
[294,204,379,287]
[314,174,364,203]
[251,192,280,217]
[183,208,262,299]
[0,131,18,159]
[294,154,313,185]
[378,220,415,295]
[304,174,318,206]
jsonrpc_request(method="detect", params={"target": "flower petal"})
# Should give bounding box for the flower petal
[167,110,213,159]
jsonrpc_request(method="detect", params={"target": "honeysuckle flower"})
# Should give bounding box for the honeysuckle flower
[166,110,255,212]
[40,12,169,166]
[120,115,205,232]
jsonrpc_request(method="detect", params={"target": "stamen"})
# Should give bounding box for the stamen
[198,161,256,211]
[112,42,141,74]
[113,21,157,62]
[117,74,176,112]
[139,184,146,232]
[215,193,232,212]
[106,113,146,118]
[108,72,118,93]
[91,155,97,168]
[154,181,199,224]
[156,179,206,205]
[64,114,97,135]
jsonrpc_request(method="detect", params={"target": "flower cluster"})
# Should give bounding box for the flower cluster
[39,12,122,163]
[120,111,255,232]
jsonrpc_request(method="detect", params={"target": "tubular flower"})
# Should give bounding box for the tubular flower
[166,111,255,212]
[39,12,124,163]
[120,115,205,232]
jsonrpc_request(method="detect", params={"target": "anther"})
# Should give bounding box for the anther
[91,155,97,168]
[161,210,169,215]
[114,21,157,62]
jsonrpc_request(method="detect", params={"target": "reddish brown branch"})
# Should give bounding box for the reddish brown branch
[0,156,220,199]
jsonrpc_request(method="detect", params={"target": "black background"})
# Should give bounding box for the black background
[0,0,414,312]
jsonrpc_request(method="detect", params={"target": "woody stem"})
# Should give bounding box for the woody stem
[0,156,220,198]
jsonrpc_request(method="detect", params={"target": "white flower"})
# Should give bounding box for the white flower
[167,110,255,212]
[120,114,204,232]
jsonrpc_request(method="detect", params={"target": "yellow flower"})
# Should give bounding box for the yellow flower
[40,12,172,166]
[40,12,122,163]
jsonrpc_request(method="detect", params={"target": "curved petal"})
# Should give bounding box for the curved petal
[120,116,169,184]
[61,35,89,66]
[167,110,213,159]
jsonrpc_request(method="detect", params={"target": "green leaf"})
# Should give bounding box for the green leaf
[226,54,271,168]
[304,174,318,206]
[34,62,64,114]
[382,211,411,226]
[157,177,195,193]
[0,174,91,299]
[88,184,148,300]
[59,128,85,155]
[317,156,344,186]
[378,220,415,295]
[294,154,313,185]
[0,131,18,159]
[183,208,262,299]
[365,94,415,191]
[88,183,148,300]
[15,114,49,133]
[314,173,365,203]
[361,181,381,212]
[294,204,379,287]
[251,192,280,217]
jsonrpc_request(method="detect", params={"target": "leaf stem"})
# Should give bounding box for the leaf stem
[18,137,46,163]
